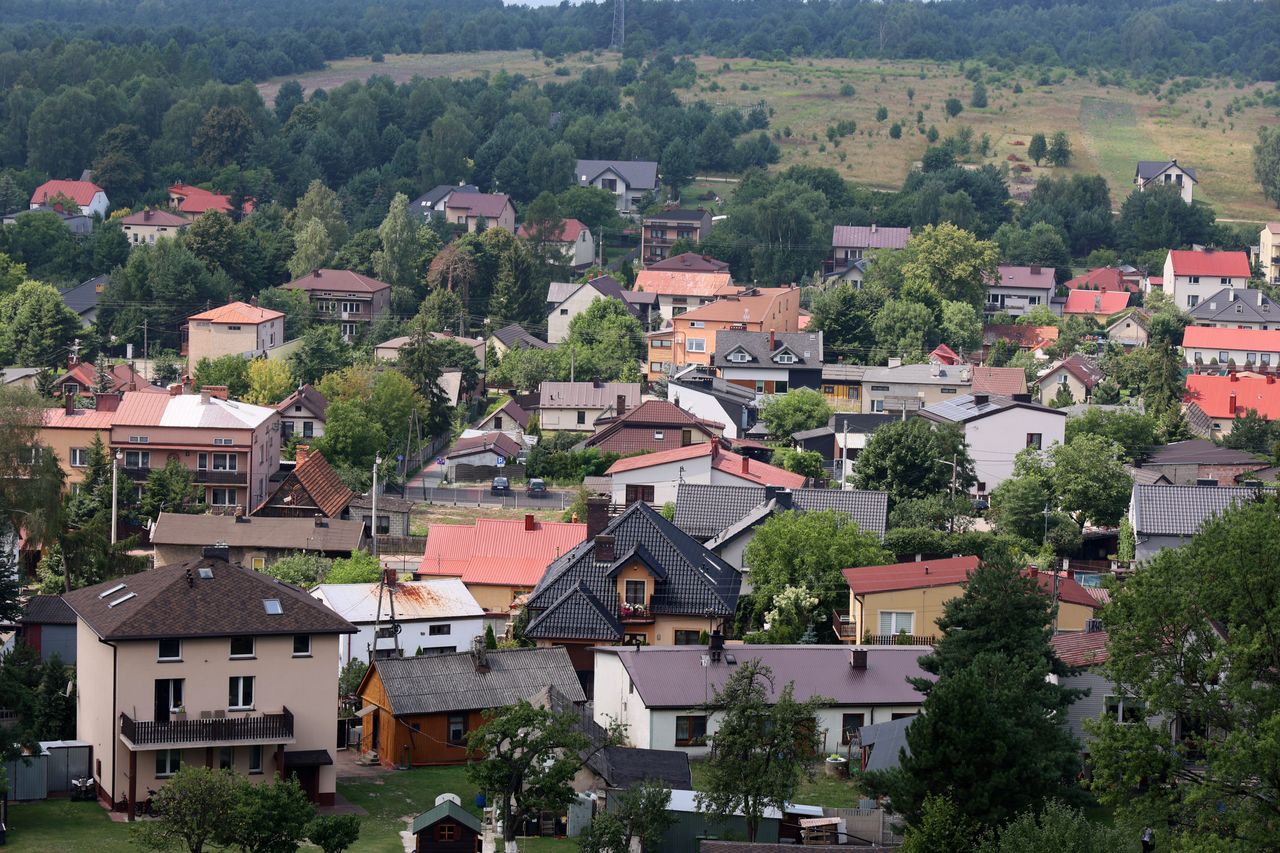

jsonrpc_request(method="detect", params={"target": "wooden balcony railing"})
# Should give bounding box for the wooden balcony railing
[831,611,857,640]
[120,708,293,747]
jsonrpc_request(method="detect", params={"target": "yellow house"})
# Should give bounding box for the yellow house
[185,301,286,367]
[837,556,1101,643]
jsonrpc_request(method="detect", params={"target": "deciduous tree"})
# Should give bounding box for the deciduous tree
[135,766,239,853]
[853,418,974,505]
[244,358,294,406]
[759,388,832,438]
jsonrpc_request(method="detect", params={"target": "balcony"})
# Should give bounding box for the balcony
[620,603,655,624]
[831,611,857,641]
[119,708,294,749]
[121,466,152,482]
[193,468,248,485]
[863,633,936,646]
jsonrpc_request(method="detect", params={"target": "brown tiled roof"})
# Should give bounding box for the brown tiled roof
[64,557,356,640]
[151,512,366,552]
[586,400,723,451]
[1050,630,1109,667]
[281,269,391,294]
[970,366,1028,396]
[291,449,354,517]
[275,384,328,420]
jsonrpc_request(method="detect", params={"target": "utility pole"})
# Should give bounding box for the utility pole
[935,456,959,532]
[142,319,148,381]
[111,449,121,545]
[569,345,576,383]
[372,452,382,559]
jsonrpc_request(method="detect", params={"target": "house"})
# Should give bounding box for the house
[1129,482,1273,561]
[110,386,282,512]
[1189,288,1278,330]
[120,209,190,245]
[820,364,866,410]
[985,265,1057,318]
[523,502,741,677]
[666,370,759,439]
[17,595,76,664]
[546,276,650,344]
[355,646,585,767]
[59,275,109,327]
[648,289,803,379]
[839,556,1102,643]
[489,323,550,359]
[1184,372,1280,438]
[929,343,962,366]
[474,398,530,435]
[51,360,156,399]
[443,192,516,234]
[185,301,286,366]
[281,269,392,340]
[918,394,1066,494]
[30,179,108,218]
[344,492,415,538]
[1065,267,1143,293]
[1260,223,1280,286]
[311,578,485,668]
[646,252,730,273]
[575,159,659,214]
[276,385,328,442]
[65,555,355,815]
[417,514,586,625]
[607,440,804,504]
[824,224,912,280]
[4,206,92,234]
[537,381,642,432]
[1106,309,1151,349]
[1134,159,1197,204]
[254,446,353,519]
[0,367,40,388]
[410,184,479,223]
[167,183,252,217]
[40,399,119,487]
[971,366,1029,397]
[441,432,524,480]
[409,800,482,853]
[594,644,928,756]
[1138,439,1269,486]
[1036,355,1105,405]
[713,330,825,395]
[633,266,734,323]
[641,208,713,264]
[981,324,1060,360]
[673,483,888,571]
[1182,326,1280,369]
[150,513,368,568]
[1162,249,1252,311]
[1063,289,1131,319]
[518,217,594,267]
[1050,627,1121,750]
[585,400,723,455]
[791,412,898,475]
[859,362,973,415]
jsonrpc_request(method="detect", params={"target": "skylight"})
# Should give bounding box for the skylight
[98,582,126,599]
[263,599,283,615]
[107,592,136,608]
[198,567,214,579]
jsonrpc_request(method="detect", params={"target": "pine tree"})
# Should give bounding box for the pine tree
[488,241,539,327]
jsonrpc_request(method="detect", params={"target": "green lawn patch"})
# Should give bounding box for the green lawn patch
[3,800,135,853]
[1078,97,1162,208]
[688,760,863,809]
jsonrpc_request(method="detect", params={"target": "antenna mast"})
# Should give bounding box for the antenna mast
[610,0,625,50]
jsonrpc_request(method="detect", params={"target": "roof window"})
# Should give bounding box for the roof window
[263,599,283,615]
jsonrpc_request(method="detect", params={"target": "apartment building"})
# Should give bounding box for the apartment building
[185,301,286,367]
[641,209,713,264]
[646,288,802,380]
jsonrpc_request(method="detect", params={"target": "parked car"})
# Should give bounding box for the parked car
[491,476,510,495]
[526,478,548,497]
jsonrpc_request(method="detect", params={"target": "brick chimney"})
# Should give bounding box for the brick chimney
[312,269,322,277]
[249,294,258,307]
[616,394,627,416]
[64,394,74,415]
[593,534,616,562]
[201,385,229,402]
[295,444,310,464]
[524,513,536,532]
[169,382,184,396]
[95,392,121,412]
[769,329,776,350]
[740,455,750,475]
[1229,391,1237,415]
[585,496,610,539]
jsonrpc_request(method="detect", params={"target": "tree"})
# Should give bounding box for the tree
[488,238,543,328]
[339,659,368,699]
[873,299,934,358]
[945,98,963,119]
[1089,497,1280,849]
[0,281,83,368]
[193,354,251,399]
[292,180,348,248]
[466,700,608,849]
[31,653,74,741]
[287,218,333,279]
[224,774,314,853]
[1048,383,1075,408]
[192,105,255,169]
[900,223,1000,312]
[416,287,465,334]
[971,81,988,108]
[988,475,1051,544]
[1221,408,1279,455]
[1047,131,1072,167]
[1028,133,1047,167]
[696,661,827,842]
[263,553,331,587]
[135,766,239,853]
[853,418,974,505]
[742,510,891,635]
[372,192,418,288]
[325,550,382,584]
[938,300,982,353]
[770,447,825,480]
[1043,434,1132,527]
[562,297,646,382]
[1064,407,1157,463]
[1254,126,1280,208]
[139,459,206,521]
[579,781,674,853]
[755,584,821,644]
[975,800,1129,853]
[899,795,979,853]
[306,816,361,853]
[244,358,294,406]
[1116,183,1215,254]
[258,287,312,340]
[759,388,832,438]
[289,325,353,386]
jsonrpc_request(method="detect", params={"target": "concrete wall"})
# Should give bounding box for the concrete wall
[666,383,751,439]
[187,318,285,367]
[1037,368,1090,404]
[337,616,484,669]
[123,222,184,245]
[963,408,1065,494]
[40,424,109,486]
[540,406,614,433]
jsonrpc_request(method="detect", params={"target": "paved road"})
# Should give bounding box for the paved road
[400,479,576,510]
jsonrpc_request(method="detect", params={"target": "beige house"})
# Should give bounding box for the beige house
[120,209,190,245]
[65,556,355,817]
[280,269,392,341]
[442,192,516,233]
[1261,223,1280,287]
[276,385,328,442]
[1035,355,1104,405]
[186,301,285,367]
[41,399,118,487]
[537,381,642,432]
[1105,310,1150,349]
[860,362,973,414]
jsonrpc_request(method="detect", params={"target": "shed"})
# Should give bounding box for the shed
[410,799,482,853]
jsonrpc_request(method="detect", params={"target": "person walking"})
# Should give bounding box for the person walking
[1141,826,1155,853]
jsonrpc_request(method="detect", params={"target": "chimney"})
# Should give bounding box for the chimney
[295,444,310,464]
[314,514,327,528]
[1261,292,1267,307]
[249,294,258,307]
[95,392,121,412]
[887,357,902,368]
[593,377,604,389]
[1268,375,1275,385]
[1012,392,1032,403]
[974,394,990,406]
[200,388,210,406]
[203,385,229,401]
[524,513,536,532]
[312,269,321,277]
[763,485,779,504]
[64,394,74,415]
[1030,265,1041,275]
[1230,372,1239,383]
[382,568,397,587]
[616,394,627,416]
[924,564,930,574]
[168,382,183,396]
[143,208,152,221]
[870,223,878,234]
[1229,391,1237,415]
[740,456,750,475]
[234,513,249,523]
[585,496,610,539]
[710,441,721,459]
[849,648,868,669]
[769,329,776,350]
[593,534,616,562]
[202,544,230,562]
[708,629,725,662]
[471,639,489,673]
[775,489,793,510]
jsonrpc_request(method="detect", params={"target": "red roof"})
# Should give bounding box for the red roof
[1035,572,1102,610]
[1184,373,1280,419]
[634,269,733,297]
[842,556,979,595]
[52,362,154,395]
[676,288,795,324]
[167,183,253,215]
[516,217,587,243]
[1064,289,1131,316]
[31,180,103,207]
[605,442,806,487]
[1183,326,1280,352]
[971,366,1028,396]
[929,344,960,365]
[43,405,119,430]
[1167,250,1251,279]
[1065,267,1138,293]
[646,252,730,273]
[282,269,391,294]
[188,301,284,324]
[417,517,586,589]
[1050,630,1109,667]
[444,432,523,461]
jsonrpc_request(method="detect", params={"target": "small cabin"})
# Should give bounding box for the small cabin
[411,799,482,853]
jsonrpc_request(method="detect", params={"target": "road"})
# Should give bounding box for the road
[402,482,575,510]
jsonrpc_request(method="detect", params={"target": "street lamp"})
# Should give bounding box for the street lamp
[111,450,122,545]
[372,453,383,559]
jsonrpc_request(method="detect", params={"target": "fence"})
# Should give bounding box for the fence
[375,534,427,555]
[452,462,528,482]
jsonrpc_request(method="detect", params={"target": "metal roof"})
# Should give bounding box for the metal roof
[311,579,483,624]
[673,483,888,542]
[1145,439,1263,467]
[151,513,366,552]
[418,517,585,587]
[712,330,824,369]
[858,715,914,772]
[919,394,1063,425]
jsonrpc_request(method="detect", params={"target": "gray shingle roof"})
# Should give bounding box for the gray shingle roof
[525,503,740,639]
[712,331,825,369]
[1136,160,1197,182]
[1130,483,1272,536]
[672,483,889,541]
[1189,289,1277,324]
[60,275,108,317]
[369,646,585,716]
[1145,439,1262,467]
[525,582,623,641]
[492,323,550,350]
[151,513,366,552]
[575,160,659,191]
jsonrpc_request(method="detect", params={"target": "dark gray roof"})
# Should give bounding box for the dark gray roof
[600,746,692,790]
[858,715,915,772]
[275,383,328,420]
[791,426,832,442]
[1145,439,1263,467]
[920,394,1063,424]
[23,595,75,625]
[672,483,888,541]
[525,582,623,640]
[60,275,108,316]
[411,184,477,214]
[830,413,898,434]
[1130,483,1272,536]
[411,800,481,836]
[526,503,740,640]
[1136,160,1197,182]
[369,647,585,716]
[1189,289,1277,325]
[645,208,709,223]
[576,160,659,191]
[492,323,550,350]
[712,331,825,370]
[151,513,366,552]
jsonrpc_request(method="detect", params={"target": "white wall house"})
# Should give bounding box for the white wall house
[1182,326,1280,368]
[1135,160,1197,204]
[1162,250,1252,311]
[575,160,659,214]
[666,372,758,439]
[919,394,1067,495]
[606,442,805,504]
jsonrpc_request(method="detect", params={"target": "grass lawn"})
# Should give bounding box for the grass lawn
[3,800,135,853]
[688,760,864,809]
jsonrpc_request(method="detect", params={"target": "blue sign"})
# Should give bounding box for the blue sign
[436,457,445,466]
[496,456,507,467]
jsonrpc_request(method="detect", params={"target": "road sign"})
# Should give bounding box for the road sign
[436,457,445,466]
[496,456,506,467]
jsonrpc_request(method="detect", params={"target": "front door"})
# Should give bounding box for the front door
[154,679,182,724]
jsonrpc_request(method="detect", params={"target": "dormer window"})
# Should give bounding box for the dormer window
[727,351,750,363]
[775,353,796,364]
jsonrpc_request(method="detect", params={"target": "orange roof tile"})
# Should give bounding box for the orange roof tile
[676,288,796,324]
[1183,326,1280,352]
[31,180,102,207]
[42,406,119,430]
[418,518,586,588]
[1167,250,1251,278]
[843,556,979,594]
[1064,290,1131,316]
[1050,630,1109,667]
[188,301,284,324]
[292,450,355,517]
[1184,373,1280,420]
[634,269,733,297]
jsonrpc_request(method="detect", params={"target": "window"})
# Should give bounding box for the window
[447,714,467,745]
[290,635,312,657]
[652,338,672,349]
[251,556,265,570]
[248,745,263,774]
[341,301,360,313]
[124,450,150,469]
[674,630,701,645]
[219,747,233,770]
[870,400,884,413]
[1188,294,1199,307]
[212,453,237,471]
[674,715,707,746]
[686,338,706,353]
[650,362,665,373]
[156,678,184,717]
[226,324,242,331]
[822,385,835,394]
[429,624,452,636]
[1221,277,1230,285]
[63,382,79,397]
[302,421,314,438]
[1190,276,1201,284]
[878,611,914,636]
[653,430,665,441]
[1026,433,1043,449]
[775,380,788,393]
[263,599,283,615]
[230,636,255,658]
[210,488,236,506]
[228,676,255,710]
[70,447,88,467]
[155,750,181,778]
[624,580,646,607]
[281,421,295,439]
[940,387,957,394]
[437,824,457,842]
[727,351,750,363]
[158,638,181,661]
[341,323,357,338]
[624,484,655,504]
[775,353,795,364]
[841,713,865,745]
[128,435,149,444]
[361,515,391,535]
[559,308,568,315]
[870,385,890,392]
[576,410,586,425]
[1247,352,1258,364]
[1219,351,1230,363]
[688,321,704,329]
[1264,354,1272,366]
[213,438,233,446]
[1105,695,1145,723]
